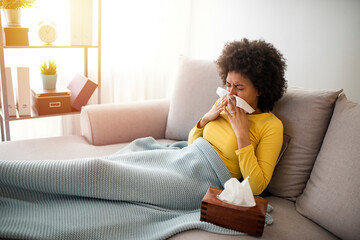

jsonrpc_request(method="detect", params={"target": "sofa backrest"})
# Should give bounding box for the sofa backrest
[296,93,360,240]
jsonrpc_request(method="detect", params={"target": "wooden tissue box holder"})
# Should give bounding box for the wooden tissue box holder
[200,187,268,237]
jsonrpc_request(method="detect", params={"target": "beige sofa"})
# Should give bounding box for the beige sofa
[1,57,359,240]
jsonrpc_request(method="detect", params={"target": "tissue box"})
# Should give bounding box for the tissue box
[200,187,268,237]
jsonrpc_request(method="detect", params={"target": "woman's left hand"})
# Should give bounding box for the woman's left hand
[224,95,252,149]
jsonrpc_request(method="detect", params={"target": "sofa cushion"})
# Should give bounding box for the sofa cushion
[267,87,342,200]
[296,94,360,240]
[165,56,222,140]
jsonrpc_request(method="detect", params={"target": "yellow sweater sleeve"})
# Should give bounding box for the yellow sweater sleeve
[188,120,204,145]
[235,119,283,195]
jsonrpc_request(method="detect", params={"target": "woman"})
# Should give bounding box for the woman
[188,38,287,195]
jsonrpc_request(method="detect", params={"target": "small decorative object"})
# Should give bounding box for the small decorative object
[67,74,98,111]
[0,0,36,26]
[38,21,57,44]
[40,61,57,89]
[31,85,71,115]
[3,27,29,46]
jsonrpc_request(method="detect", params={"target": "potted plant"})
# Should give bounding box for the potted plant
[40,61,57,89]
[0,0,36,26]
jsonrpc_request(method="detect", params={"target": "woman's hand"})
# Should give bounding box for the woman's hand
[224,95,252,149]
[198,96,227,128]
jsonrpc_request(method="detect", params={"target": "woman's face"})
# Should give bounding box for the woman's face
[225,71,260,113]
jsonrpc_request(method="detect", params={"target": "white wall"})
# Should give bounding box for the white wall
[187,0,360,103]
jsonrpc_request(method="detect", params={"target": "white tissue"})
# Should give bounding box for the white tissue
[217,177,256,207]
[216,87,255,114]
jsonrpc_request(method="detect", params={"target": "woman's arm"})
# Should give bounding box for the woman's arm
[236,123,283,195]
[224,95,283,194]
[198,97,227,128]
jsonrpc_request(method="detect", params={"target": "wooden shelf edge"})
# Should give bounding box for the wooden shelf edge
[0,45,99,49]
[9,110,81,121]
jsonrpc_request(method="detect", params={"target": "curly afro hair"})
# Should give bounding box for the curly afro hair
[216,38,287,112]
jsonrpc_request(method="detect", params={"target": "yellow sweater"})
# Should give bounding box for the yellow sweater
[188,100,283,195]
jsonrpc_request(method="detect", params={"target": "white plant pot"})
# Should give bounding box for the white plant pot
[41,74,57,89]
[4,9,22,27]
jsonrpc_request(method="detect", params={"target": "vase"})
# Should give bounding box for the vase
[41,74,57,89]
[3,9,22,27]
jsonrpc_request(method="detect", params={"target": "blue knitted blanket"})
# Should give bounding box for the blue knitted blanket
[0,137,272,240]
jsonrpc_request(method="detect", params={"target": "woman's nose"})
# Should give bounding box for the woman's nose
[229,87,236,95]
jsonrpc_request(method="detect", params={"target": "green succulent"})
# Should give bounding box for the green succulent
[40,61,57,75]
[0,0,36,9]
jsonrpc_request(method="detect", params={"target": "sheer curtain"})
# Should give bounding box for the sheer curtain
[101,0,192,103]
[7,0,192,140]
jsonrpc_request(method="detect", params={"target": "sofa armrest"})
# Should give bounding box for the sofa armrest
[80,99,170,145]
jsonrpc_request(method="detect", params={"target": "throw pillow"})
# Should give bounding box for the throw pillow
[267,86,342,200]
[165,56,221,140]
[296,94,360,240]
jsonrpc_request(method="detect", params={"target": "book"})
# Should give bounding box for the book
[16,67,31,116]
[5,67,16,117]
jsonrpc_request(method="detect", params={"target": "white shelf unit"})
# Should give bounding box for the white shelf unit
[0,0,102,141]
